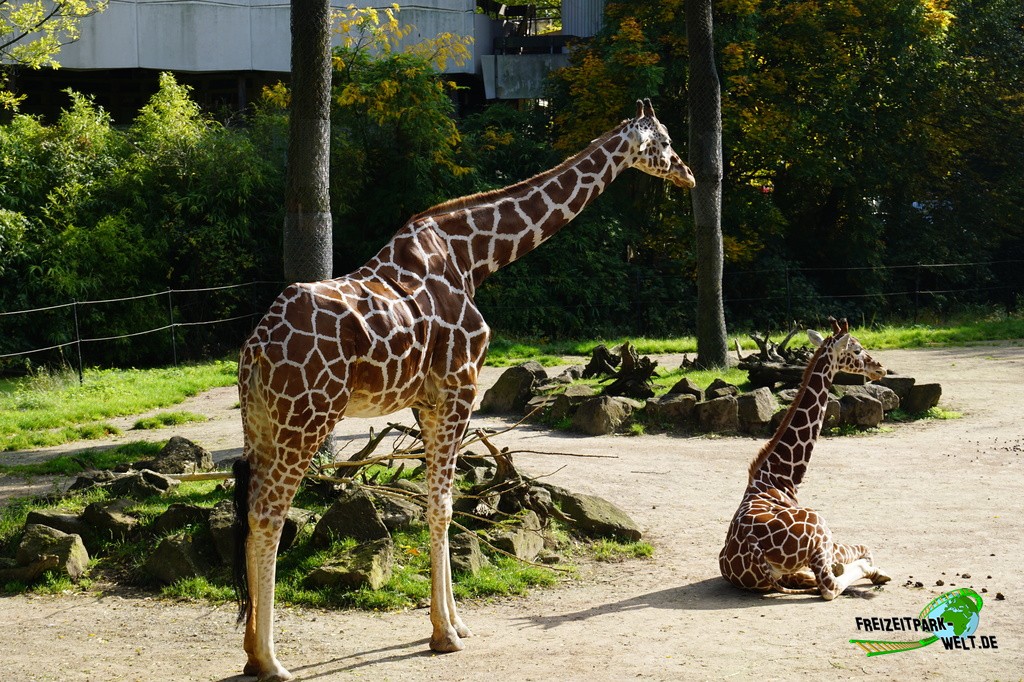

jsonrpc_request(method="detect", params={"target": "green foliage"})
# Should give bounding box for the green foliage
[591,539,654,562]
[0,441,163,475]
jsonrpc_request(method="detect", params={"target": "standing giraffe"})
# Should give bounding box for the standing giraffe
[719,318,892,600]
[234,99,694,681]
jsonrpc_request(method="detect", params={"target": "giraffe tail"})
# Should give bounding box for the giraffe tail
[232,457,251,626]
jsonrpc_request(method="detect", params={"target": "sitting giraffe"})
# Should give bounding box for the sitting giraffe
[234,99,694,681]
[719,318,892,599]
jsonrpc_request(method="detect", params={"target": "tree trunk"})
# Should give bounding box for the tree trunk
[283,0,333,283]
[686,0,728,368]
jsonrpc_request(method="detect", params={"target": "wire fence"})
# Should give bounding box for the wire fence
[1,259,1021,377]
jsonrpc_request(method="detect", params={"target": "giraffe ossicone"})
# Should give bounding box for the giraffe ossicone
[234,99,693,681]
[719,317,893,600]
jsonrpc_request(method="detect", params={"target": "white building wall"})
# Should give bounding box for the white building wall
[55,0,478,74]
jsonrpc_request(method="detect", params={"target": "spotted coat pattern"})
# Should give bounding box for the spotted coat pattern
[719,318,892,600]
[236,99,694,681]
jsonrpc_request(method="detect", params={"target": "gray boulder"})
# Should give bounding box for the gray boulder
[840,393,884,428]
[737,387,779,434]
[479,362,548,413]
[279,507,317,552]
[904,383,942,414]
[312,484,391,547]
[546,487,642,541]
[449,531,489,576]
[133,436,213,475]
[695,395,739,433]
[644,394,696,426]
[14,524,89,581]
[571,396,637,435]
[878,374,916,404]
[548,384,597,422]
[152,503,211,535]
[837,384,900,411]
[82,499,138,546]
[207,499,237,564]
[706,378,739,399]
[106,469,179,498]
[146,533,211,585]
[666,377,704,402]
[489,510,544,562]
[25,510,90,539]
[66,469,117,493]
[368,491,424,532]
[305,537,394,590]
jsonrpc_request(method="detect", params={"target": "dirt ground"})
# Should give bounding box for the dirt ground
[1,344,1022,681]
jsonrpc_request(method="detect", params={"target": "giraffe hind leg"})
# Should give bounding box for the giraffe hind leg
[834,541,891,585]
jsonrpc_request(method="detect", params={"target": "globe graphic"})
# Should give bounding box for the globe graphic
[926,592,981,640]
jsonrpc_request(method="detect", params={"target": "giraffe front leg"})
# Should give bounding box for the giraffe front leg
[810,546,874,600]
[420,391,476,652]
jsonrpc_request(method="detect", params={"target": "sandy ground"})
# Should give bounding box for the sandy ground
[1,344,1022,681]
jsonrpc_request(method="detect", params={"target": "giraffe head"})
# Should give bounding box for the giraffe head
[627,99,696,189]
[807,317,886,381]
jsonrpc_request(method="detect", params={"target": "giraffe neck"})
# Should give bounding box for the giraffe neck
[747,345,837,495]
[416,122,635,290]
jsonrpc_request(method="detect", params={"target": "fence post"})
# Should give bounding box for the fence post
[166,288,178,367]
[785,266,792,321]
[913,264,921,325]
[72,300,84,385]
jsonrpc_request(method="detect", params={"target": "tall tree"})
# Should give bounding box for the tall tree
[0,0,106,109]
[283,0,333,283]
[686,0,728,367]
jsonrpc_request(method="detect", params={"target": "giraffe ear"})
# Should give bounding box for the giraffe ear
[643,98,656,118]
[635,100,645,119]
[807,330,825,347]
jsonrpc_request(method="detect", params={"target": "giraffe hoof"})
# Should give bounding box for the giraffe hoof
[455,621,473,639]
[430,631,466,653]
[831,562,845,577]
[243,660,293,682]
[871,569,892,585]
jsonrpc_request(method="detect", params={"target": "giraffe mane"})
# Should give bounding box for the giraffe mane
[746,341,829,485]
[408,120,633,224]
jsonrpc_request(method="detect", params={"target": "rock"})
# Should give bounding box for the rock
[449,531,489,576]
[553,365,585,383]
[666,377,703,402]
[776,388,800,404]
[824,398,841,428]
[571,396,636,435]
[368,491,424,532]
[479,362,548,414]
[462,466,494,485]
[146,533,211,584]
[489,510,544,562]
[152,503,211,535]
[644,394,696,426]
[737,387,779,433]
[312,484,391,547]
[695,395,739,433]
[836,384,900,411]
[106,469,179,498]
[305,537,394,590]
[279,507,317,553]
[548,385,596,422]
[133,436,213,475]
[207,499,237,564]
[65,469,118,493]
[14,524,89,581]
[839,393,884,428]
[877,374,916,404]
[903,383,942,414]
[545,487,642,541]
[0,555,61,583]
[706,378,739,399]
[391,479,427,498]
[82,499,138,546]
[524,394,559,417]
[25,510,90,539]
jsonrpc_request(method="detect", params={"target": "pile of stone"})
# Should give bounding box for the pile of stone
[479,345,943,436]
[1,435,643,590]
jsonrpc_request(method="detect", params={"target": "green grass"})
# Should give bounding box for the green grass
[0,441,165,477]
[0,360,236,451]
[886,406,963,423]
[132,411,207,431]
[591,539,655,562]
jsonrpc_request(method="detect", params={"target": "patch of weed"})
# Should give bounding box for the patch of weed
[132,411,207,430]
